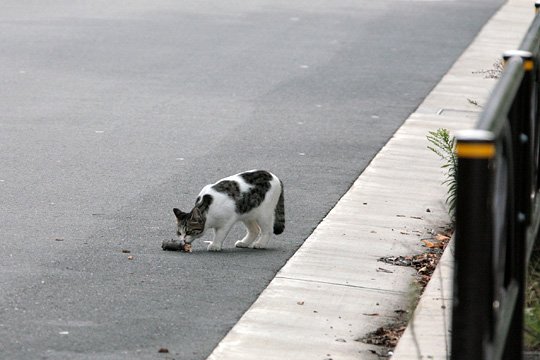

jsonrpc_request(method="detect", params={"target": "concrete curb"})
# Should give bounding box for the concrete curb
[207,0,534,359]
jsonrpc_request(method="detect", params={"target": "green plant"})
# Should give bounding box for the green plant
[427,129,457,221]
[525,251,540,350]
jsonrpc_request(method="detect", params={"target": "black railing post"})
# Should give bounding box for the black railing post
[504,50,535,224]
[501,51,535,360]
[451,130,496,360]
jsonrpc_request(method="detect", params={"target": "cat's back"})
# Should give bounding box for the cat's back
[205,169,280,195]
[198,170,281,213]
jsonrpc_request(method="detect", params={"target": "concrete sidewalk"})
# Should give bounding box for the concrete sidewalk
[208,0,535,359]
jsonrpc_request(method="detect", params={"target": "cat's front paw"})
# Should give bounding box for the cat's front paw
[235,240,250,248]
[251,242,266,249]
[207,243,222,252]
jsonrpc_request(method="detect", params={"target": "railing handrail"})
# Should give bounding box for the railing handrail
[520,5,540,55]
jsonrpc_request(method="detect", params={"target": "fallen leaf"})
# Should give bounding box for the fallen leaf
[421,239,436,248]
[421,239,444,249]
[435,233,450,242]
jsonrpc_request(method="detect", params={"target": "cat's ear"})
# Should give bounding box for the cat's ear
[173,208,185,219]
[191,207,203,222]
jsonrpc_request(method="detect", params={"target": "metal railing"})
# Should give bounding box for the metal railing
[451,3,540,359]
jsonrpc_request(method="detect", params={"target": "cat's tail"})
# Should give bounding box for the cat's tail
[273,180,285,235]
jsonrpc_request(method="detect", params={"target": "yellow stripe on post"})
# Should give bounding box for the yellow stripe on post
[502,50,534,72]
[456,142,496,159]
[524,59,535,71]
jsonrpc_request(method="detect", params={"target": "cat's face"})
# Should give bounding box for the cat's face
[173,207,205,244]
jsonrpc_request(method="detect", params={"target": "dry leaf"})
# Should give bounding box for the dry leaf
[435,234,450,242]
[421,239,444,249]
[421,239,436,248]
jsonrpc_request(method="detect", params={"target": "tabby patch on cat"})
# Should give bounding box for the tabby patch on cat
[173,170,285,251]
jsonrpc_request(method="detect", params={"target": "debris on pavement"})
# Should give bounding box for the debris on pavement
[360,323,407,348]
[360,229,452,353]
[378,230,451,288]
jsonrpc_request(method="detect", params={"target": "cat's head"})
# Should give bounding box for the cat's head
[173,207,206,244]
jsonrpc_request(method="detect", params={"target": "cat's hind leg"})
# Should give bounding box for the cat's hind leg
[235,220,260,248]
[251,218,273,249]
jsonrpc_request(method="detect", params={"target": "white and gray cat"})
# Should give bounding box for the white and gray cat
[173,170,285,251]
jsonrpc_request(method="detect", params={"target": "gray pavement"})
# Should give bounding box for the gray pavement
[209,0,536,359]
[0,0,510,359]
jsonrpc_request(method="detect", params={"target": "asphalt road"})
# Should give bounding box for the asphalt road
[1,1,504,359]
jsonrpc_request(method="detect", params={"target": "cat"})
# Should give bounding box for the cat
[173,170,285,251]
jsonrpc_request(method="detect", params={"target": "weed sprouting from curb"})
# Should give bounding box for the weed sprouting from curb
[427,128,457,222]
[473,58,504,79]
